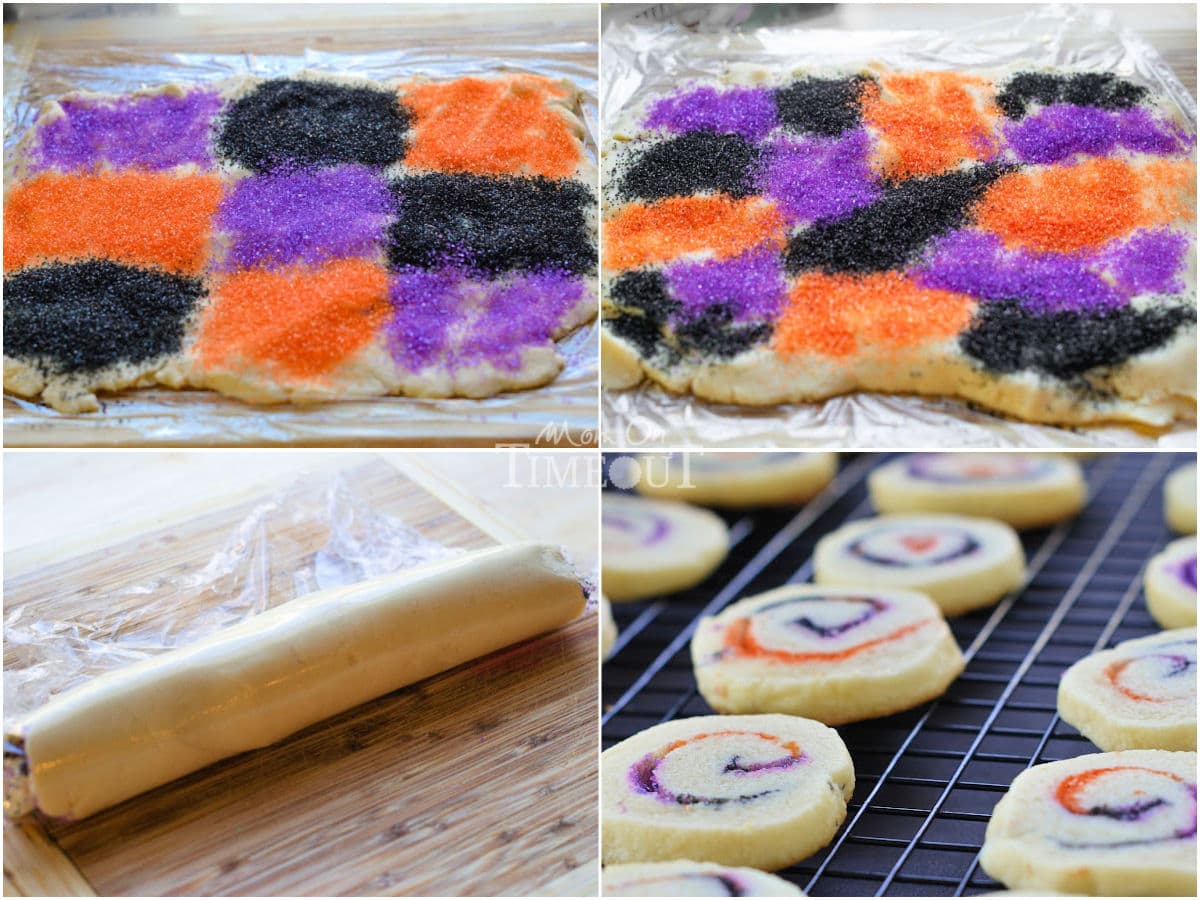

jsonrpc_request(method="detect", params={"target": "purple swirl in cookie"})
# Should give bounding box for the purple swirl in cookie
[905,453,1054,484]
[848,525,981,567]
[603,510,671,547]
[1172,555,1197,592]
[1054,765,1197,849]
[758,595,888,638]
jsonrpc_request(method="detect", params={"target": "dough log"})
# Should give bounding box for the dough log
[5,542,584,821]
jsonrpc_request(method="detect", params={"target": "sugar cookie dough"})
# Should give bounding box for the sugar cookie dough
[1165,465,1197,534]
[602,714,854,870]
[1058,629,1196,751]
[603,494,729,602]
[5,542,583,821]
[636,453,837,508]
[602,595,618,659]
[602,861,804,896]
[869,453,1085,529]
[980,750,1197,896]
[813,515,1025,617]
[691,585,963,723]
[1145,537,1198,629]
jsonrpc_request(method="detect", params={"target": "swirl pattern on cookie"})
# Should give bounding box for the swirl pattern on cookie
[814,514,1025,617]
[1145,538,1198,630]
[602,715,854,870]
[692,585,963,723]
[602,494,729,602]
[636,452,837,508]
[980,750,1197,895]
[602,861,805,897]
[1059,629,1196,751]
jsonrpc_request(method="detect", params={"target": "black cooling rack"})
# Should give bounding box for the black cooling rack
[602,451,1195,897]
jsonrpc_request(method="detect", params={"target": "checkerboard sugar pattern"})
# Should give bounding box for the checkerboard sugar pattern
[4,73,596,400]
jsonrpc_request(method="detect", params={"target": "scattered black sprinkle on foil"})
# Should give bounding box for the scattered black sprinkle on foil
[217,79,410,171]
[785,163,1009,274]
[996,72,1149,119]
[775,76,874,137]
[387,173,595,275]
[616,131,760,201]
[675,305,771,359]
[960,301,1192,379]
[4,260,204,374]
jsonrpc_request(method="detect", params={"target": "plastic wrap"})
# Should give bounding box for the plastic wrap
[3,22,599,447]
[601,3,1197,449]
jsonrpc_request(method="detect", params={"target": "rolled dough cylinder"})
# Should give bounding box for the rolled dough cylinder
[8,542,584,821]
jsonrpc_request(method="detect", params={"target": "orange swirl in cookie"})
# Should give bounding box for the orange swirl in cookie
[1103,637,1196,704]
[848,523,981,568]
[1053,765,1197,848]
[905,453,1055,484]
[629,730,808,806]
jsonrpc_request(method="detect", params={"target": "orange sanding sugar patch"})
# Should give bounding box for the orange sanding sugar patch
[773,272,975,358]
[976,157,1193,254]
[401,75,581,178]
[197,258,390,381]
[603,195,786,271]
[862,72,1000,180]
[3,170,221,275]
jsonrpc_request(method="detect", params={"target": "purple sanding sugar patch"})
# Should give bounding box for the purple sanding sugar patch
[386,268,583,372]
[1087,228,1191,298]
[644,85,777,142]
[1003,104,1194,165]
[760,130,881,224]
[31,89,223,172]
[664,248,785,321]
[914,229,1193,314]
[217,165,393,269]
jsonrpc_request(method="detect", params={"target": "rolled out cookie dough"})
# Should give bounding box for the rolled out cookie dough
[979,750,1197,896]
[868,453,1085,529]
[602,861,804,896]
[602,715,853,871]
[636,453,837,508]
[602,493,729,602]
[1165,464,1197,534]
[7,542,583,821]
[813,514,1026,617]
[1058,629,1196,751]
[691,585,963,723]
[1145,537,1198,630]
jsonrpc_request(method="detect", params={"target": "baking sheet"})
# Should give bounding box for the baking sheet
[3,15,599,447]
[600,3,1198,449]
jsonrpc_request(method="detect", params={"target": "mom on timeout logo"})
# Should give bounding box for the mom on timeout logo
[499,450,699,489]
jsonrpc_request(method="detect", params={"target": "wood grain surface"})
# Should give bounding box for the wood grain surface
[3,457,598,896]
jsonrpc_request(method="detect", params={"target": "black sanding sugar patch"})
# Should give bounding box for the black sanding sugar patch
[387,173,595,275]
[775,76,874,137]
[610,269,679,320]
[216,78,410,171]
[675,306,771,359]
[4,260,204,374]
[996,72,1149,119]
[616,132,760,202]
[959,301,1193,379]
[785,163,1010,275]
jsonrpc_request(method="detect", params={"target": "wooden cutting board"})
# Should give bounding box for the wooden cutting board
[3,458,598,896]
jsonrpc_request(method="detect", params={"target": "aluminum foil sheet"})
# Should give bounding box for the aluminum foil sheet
[3,23,599,447]
[601,3,1197,449]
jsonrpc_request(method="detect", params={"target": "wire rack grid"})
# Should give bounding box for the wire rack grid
[601,451,1194,897]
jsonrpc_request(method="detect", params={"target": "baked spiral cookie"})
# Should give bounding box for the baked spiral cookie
[636,452,837,508]
[602,861,804,897]
[1145,538,1198,630]
[601,715,854,870]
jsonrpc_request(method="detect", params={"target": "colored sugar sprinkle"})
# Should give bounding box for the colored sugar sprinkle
[664,248,785,321]
[402,75,580,179]
[607,271,673,358]
[604,195,786,271]
[960,301,1192,379]
[1004,104,1193,165]
[644,85,778,143]
[774,76,872,137]
[675,308,771,359]
[862,72,1000,180]
[617,131,760,201]
[386,268,583,372]
[217,164,393,270]
[917,228,1191,314]
[4,171,222,275]
[388,173,594,276]
[4,259,204,373]
[216,79,409,172]
[996,72,1149,120]
[31,89,223,173]
[774,272,975,358]
[197,258,390,380]
[760,129,881,223]
[785,164,1007,274]
[976,157,1192,253]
